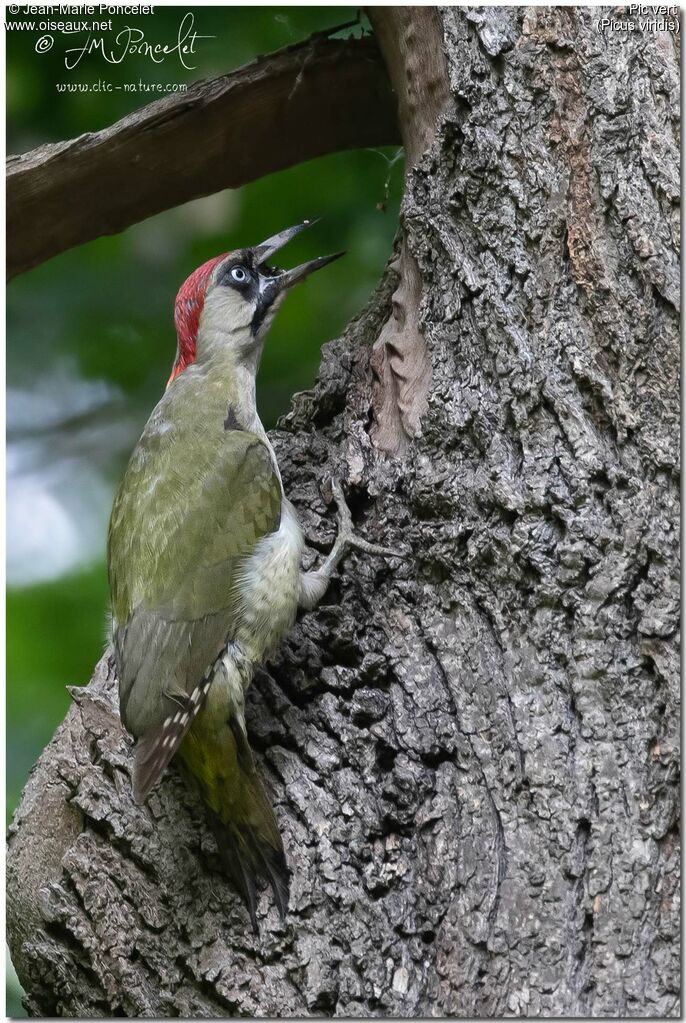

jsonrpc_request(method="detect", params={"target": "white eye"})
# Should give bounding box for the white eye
[230,265,249,284]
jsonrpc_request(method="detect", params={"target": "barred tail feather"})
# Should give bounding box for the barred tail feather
[132,666,217,803]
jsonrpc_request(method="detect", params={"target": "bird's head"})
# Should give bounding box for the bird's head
[168,220,343,385]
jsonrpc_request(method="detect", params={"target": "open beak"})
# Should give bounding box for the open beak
[252,219,345,293]
[271,250,345,289]
[252,219,319,263]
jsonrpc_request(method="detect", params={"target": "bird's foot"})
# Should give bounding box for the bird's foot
[328,477,398,560]
[298,478,398,611]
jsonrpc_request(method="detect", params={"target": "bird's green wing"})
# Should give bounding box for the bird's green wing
[108,419,281,800]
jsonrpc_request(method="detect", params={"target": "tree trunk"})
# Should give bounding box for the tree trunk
[7,7,679,1017]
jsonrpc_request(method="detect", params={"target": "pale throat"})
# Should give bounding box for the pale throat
[195,325,267,439]
[183,281,289,444]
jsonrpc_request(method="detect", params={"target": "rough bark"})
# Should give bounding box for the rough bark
[7,7,680,1017]
[6,31,399,280]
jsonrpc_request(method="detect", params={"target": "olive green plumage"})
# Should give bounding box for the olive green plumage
[107,363,287,925]
[108,368,280,738]
[107,224,345,928]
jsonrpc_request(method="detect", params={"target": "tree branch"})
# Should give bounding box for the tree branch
[7,32,399,280]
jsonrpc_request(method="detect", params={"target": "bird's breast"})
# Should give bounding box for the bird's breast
[232,499,304,663]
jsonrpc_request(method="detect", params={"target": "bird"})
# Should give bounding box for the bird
[107,221,392,928]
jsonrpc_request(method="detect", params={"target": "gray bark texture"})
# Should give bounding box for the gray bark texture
[7,7,680,1017]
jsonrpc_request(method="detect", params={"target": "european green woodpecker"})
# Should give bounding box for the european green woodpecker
[107,221,390,928]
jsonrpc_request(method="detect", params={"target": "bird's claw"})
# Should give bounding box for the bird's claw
[329,478,353,533]
[328,477,400,560]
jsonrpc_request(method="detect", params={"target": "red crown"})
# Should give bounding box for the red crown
[168,253,227,385]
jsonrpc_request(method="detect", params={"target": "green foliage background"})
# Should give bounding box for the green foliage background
[6,8,402,1012]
